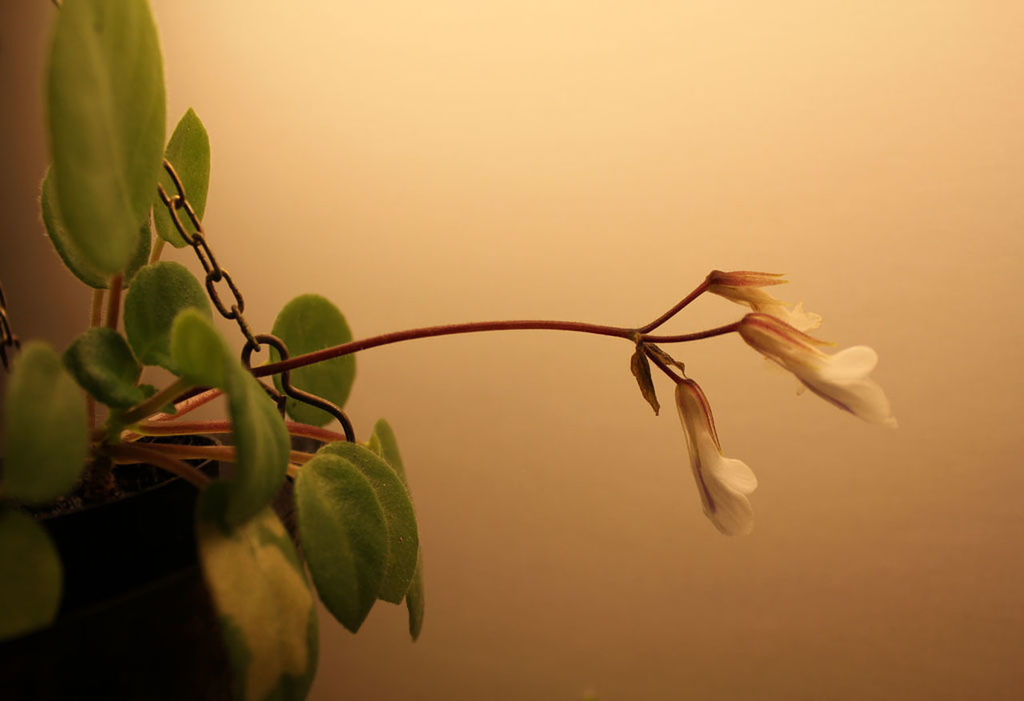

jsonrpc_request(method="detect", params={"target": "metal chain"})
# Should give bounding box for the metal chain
[0,280,21,372]
[156,160,355,441]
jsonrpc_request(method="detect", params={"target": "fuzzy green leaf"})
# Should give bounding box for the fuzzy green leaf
[367,419,425,640]
[318,441,418,604]
[124,261,211,371]
[270,294,355,427]
[154,108,210,248]
[196,484,318,701]
[169,307,231,389]
[0,508,63,641]
[63,327,147,408]
[295,453,388,632]
[3,341,88,504]
[47,0,165,275]
[171,309,290,526]
[40,169,152,289]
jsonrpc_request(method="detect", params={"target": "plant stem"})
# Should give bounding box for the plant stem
[87,288,105,430]
[134,418,348,445]
[252,319,637,378]
[637,278,710,333]
[105,274,123,330]
[90,288,104,327]
[641,321,740,344]
[150,388,223,422]
[118,376,194,426]
[149,237,166,265]
[103,443,211,489]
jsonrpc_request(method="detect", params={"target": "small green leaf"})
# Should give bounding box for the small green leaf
[63,327,147,408]
[3,341,88,504]
[169,307,232,389]
[171,310,290,526]
[368,419,425,639]
[154,108,211,248]
[47,0,165,275]
[630,343,660,415]
[318,441,418,604]
[41,169,151,288]
[295,453,388,632]
[0,508,63,641]
[196,484,318,701]
[271,294,355,427]
[124,262,211,371]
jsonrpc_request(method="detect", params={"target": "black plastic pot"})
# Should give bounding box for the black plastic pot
[0,438,232,700]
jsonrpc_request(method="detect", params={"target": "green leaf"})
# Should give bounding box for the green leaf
[169,307,231,389]
[124,261,211,372]
[295,453,388,632]
[63,327,148,408]
[154,108,211,248]
[47,0,165,275]
[40,169,152,288]
[270,294,355,427]
[368,419,425,640]
[630,343,660,415]
[196,484,318,701]
[171,309,290,526]
[3,341,88,504]
[0,508,63,641]
[318,441,418,604]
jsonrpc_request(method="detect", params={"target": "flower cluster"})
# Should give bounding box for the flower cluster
[666,270,896,536]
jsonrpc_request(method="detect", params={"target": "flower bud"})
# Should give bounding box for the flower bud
[707,270,822,331]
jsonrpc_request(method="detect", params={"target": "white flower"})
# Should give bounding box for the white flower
[675,379,758,536]
[707,269,822,331]
[737,313,897,427]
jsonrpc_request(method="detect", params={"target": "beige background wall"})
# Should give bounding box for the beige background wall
[3,1,1023,699]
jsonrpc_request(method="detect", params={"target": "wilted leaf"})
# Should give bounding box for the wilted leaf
[3,341,88,504]
[270,294,355,427]
[630,343,660,415]
[197,484,318,701]
[47,0,165,275]
[295,453,388,632]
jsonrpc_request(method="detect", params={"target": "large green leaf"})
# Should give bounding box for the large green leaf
[295,453,388,632]
[270,294,355,427]
[40,169,151,288]
[367,419,425,639]
[3,341,88,504]
[47,0,165,275]
[124,261,211,372]
[154,108,210,247]
[63,327,148,408]
[171,309,290,526]
[318,441,418,604]
[0,508,63,641]
[196,484,318,701]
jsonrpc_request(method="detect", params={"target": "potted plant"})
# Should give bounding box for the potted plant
[0,1,896,699]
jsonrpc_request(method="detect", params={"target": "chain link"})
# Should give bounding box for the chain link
[156,160,354,440]
[0,280,21,372]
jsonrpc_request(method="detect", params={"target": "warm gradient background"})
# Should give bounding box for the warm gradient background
[3,1,1024,699]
